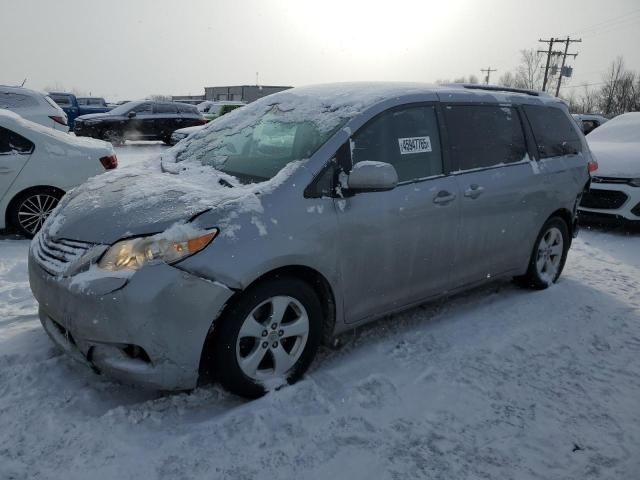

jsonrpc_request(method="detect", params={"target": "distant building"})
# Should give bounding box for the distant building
[171,94,205,105]
[204,85,291,103]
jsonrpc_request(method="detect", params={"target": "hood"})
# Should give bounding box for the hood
[46,155,300,245]
[589,141,640,178]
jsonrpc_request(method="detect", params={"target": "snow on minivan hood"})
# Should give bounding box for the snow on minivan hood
[45,83,408,245]
[587,112,640,178]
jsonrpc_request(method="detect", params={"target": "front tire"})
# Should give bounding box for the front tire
[103,129,124,146]
[206,277,322,398]
[516,216,570,289]
[9,188,63,238]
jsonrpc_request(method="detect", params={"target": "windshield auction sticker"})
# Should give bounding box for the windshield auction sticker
[398,136,432,155]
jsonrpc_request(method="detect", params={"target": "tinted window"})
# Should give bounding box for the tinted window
[524,105,582,158]
[444,105,527,171]
[50,94,73,107]
[0,126,34,154]
[154,103,178,114]
[77,98,89,105]
[132,103,153,114]
[351,105,443,182]
[0,92,38,109]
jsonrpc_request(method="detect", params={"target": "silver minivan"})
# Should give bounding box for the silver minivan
[28,83,593,398]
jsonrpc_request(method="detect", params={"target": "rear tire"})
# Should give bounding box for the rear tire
[515,216,570,289]
[205,277,322,398]
[104,129,124,146]
[9,188,64,238]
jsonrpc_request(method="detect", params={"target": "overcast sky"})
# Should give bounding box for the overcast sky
[1,0,639,100]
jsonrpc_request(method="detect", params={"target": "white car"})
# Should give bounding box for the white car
[169,124,205,145]
[0,85,69,132]
[572,113,608,135]
[0,109,117,236]
[579,112,640,224]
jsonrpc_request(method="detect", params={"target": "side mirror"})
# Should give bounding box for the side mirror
[347,161,398,192]
[127,111,136,118]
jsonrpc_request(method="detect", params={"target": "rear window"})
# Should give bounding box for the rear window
[524,105,582,158]
[0,92,38,109]
[443,105,527,170]
[50,94,73,107]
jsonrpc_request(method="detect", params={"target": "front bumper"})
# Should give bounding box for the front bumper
[170,132,187,145]
[29,251,234,390]
[73,122,101,138]
[579,181,640,222]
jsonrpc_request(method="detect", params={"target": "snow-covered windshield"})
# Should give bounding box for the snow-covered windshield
[587,112,640,143]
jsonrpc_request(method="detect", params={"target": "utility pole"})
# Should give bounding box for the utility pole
[480,67,497,85]
[555,36,581,97]
[538,38,554,92]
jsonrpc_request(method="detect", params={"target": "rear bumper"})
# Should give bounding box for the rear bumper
[29,252,234,390]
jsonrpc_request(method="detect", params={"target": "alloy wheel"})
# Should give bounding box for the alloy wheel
[535,226,564,284]
[235,295,310,381]
[17,193,60,235]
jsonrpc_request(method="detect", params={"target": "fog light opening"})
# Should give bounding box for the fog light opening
[122,344,152,364]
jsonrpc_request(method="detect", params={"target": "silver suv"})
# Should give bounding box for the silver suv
[28,83,593,398]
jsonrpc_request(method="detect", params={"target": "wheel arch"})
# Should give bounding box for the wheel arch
[5,185,65,229]
[548,207,574,239]
[197,264,337,384]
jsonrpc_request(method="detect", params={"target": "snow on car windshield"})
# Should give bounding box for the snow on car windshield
[165,84,403,183]
[587,112,640,143]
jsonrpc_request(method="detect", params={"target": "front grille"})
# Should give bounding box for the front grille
[591,176,633,185]
[580,189,628,210]
[32,233,93,276]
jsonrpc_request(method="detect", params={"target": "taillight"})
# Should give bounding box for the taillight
[49,115,67,126]
[100,154,118,170]
[588,159,598,174]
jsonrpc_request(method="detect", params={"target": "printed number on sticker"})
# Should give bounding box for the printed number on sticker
[398,136,432,155]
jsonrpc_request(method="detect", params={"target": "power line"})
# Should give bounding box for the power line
[569,7,640,36]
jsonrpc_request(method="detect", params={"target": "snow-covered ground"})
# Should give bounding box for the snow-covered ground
[1,143,639,479]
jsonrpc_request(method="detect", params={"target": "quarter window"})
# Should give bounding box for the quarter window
[0,127,34,155]
[351,105,443,183]
[444,105,527,171]
[524,105,582,158]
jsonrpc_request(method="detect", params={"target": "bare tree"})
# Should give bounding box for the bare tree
[599,57,625,115]
[148,94,172,102]
[498,71,516,88]
[514,49,544,90]
[579,84,598,114]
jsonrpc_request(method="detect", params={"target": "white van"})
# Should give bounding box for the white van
[0,86,69,132]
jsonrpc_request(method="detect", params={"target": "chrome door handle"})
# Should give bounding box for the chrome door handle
[464,184,485,199]
[433,191,456,205]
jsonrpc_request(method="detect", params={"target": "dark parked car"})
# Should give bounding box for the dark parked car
[74,101,206,145]
[49,92,111,129]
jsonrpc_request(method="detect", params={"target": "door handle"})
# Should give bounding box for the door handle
[464,184,485,199]
[433,190,456,205]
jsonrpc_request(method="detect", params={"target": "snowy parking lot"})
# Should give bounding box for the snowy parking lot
[0,143,639,479]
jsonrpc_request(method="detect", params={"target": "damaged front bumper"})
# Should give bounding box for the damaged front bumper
[29,251,234,391]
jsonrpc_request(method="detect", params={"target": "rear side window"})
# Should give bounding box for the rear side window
[351,105,443,182]
[524,105,582,158]
[443,105,527,171]
[177,104,199,114]
[154,103,178,114]
[0,92,38,109]
[0,126,34,154]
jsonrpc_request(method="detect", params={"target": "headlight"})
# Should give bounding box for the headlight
[98,227,218,271]
[629,178,640,187]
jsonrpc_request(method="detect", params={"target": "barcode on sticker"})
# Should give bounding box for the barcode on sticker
[398,136,432,155]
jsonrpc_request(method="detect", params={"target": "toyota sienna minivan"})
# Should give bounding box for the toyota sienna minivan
[29,83,594,398]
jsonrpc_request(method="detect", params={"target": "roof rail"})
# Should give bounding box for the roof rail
[450,83,545,97]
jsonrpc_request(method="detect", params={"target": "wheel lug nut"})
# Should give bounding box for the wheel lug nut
[278,330,284,337]
[271,323,277,330]
[272,342,278,348]
[262,330,268,337]
[262,342,268,349]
